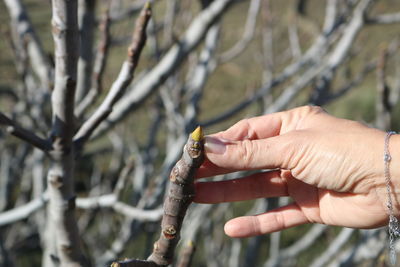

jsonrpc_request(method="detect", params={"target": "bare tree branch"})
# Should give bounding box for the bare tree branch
[184,24,220,128]
[46,0,85,265]
[75,5,112,117]
[111,259,158,267]
[0,88,18,102]
[73,3,151,145]
[1,0,399,265]
[0,190,162,228]
[201,0,341,126]
[0,193,48,227]
[218,0,261,63]
[4,0,53,91]
[75,0,97,103]
[109,0,147,23]
[0,112,51,151]
[146,128,204,266]
[92,0,234,138]
[111,128,205,266]
[310,228,355,267]
[76,194,163,221]
[176,240,196,267]
[265,0,374,113]
[367,12,400,25]
[329,229,386,266]
[264,224,328,267]
[288,17,302,60]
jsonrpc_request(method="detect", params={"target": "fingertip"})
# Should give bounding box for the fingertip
[204,136,228,155]
[223,204,309,238]
[224,220,239,237]
[224,217,258,238]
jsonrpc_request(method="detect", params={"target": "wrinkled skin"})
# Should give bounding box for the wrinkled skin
[195,106,400,238]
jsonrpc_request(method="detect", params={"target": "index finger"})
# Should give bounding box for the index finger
[214,106,324,141]
[197,106,326,178]
[196,112,283,179]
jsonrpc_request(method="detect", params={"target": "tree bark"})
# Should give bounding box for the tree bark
[111,127,205,266]
[46,0,86,265]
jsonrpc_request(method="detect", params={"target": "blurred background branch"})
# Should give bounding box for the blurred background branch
[0,0,400,266]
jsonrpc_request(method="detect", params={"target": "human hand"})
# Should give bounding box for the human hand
[194,106,400,238]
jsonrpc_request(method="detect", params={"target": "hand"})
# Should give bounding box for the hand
[194,106,400,238]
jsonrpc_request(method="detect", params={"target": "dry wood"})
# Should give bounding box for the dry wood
[111,127,205,267]
[74,3,151,145]
[176,241,196,267]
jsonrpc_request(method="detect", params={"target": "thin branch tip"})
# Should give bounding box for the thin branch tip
[6,126,15,133]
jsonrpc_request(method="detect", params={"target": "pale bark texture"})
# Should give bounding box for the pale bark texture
[46,0,84,265]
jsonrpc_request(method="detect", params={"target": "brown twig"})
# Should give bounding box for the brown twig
[0,112,51,151]
[91,0,234,139]
[111,127,205,267]
[111,259,158,267]
[73,2,151,146]
[176,241,196,267]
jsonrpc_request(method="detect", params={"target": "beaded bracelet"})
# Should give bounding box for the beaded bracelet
[384,131,400,265]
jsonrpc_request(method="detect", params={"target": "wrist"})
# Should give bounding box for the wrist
[368,130,400,216]
[388,134,400,215]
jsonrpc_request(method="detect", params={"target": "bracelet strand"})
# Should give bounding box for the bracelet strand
[384,131,400,265]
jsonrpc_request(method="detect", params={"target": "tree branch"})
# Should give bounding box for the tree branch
[47,0,85,265]
[75,0,97,103]
[146,127,204,266]
[73,3,151,146]
[331,229,386,266]
[91,0,234,138]
[75,5,112,117]
[265,0,374,113]
[201,0,341,126]
[367,12,400,25]
[218,0,261,63]
[111,259,158,267]
[75,194,163,221]
[0,193,48,227]
[0,193,162,234]
[0,112,51,151]
[310,228,355,267]
[176,241,196,267]
[112,127,205,266]
[109,0,147,23]
[4,0,53,91]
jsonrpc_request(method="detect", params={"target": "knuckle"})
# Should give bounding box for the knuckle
[251,217,262,236]
[299,105,324,115]
[273,211,286,230]
[234,118,255,139]
[239,139,255,168]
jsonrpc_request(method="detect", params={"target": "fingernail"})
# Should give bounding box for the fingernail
[205,136,227,154]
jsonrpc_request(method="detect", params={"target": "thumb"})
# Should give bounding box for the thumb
[204,133,299,171]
